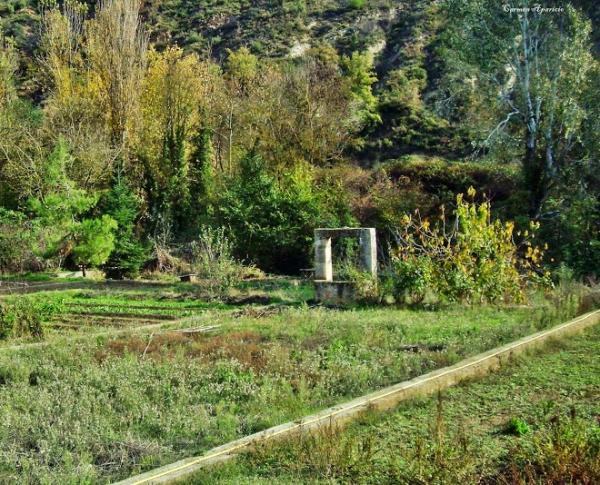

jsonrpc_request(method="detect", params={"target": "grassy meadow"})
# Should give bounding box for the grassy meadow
[0,281,586,483]
[196,324,600,484]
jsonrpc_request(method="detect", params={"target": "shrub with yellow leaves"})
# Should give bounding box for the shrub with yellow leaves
[388,188,547,304]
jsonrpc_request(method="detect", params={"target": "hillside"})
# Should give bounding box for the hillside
[2,1,598,70]
[1,0,597,161]
[0,0,598,278]
[1,1,409,59]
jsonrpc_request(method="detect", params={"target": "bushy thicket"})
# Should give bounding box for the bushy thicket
[386,157,524,218]
[385,189,546,304]
[539,162,600,279]
[0,3,376,276]
[0,297,62,340]
[213,154,352,274]
[0,209,40,273]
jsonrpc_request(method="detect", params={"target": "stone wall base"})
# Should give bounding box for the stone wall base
[314,281,355,305]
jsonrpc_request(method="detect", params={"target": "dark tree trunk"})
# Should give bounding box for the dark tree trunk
[523,132,546,218]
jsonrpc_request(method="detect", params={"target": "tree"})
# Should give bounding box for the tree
[442,1,597,217]
[24,138,100,268]
[341,51,380,126]
[225,46,259,86]
[85,0,148,153]
[40,2,117,191]
[213,153,324,273]
[277,46,356,166]
[0,36,51,208]
[101,177,147,278]
[246,46,357,169]
[138,47,207,233]
[0,33,17,108]
[218,47,259,173]
[0,35,25,207]
[39,1,85,104]
[72,215,117,276]
[186,126,216,233]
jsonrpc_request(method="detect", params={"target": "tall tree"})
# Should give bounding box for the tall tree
[139,47,207,233]
[442,1,597,216]
[219,47,259,173]
[100,177,146,278]
[341,51,380,127]
[40,1,117,191]
[72,215,117,276]
[0,33,16,108]
[85,0,148,154]
[26,138,102,268]
[0,33,19,205]
[247,45,357,169]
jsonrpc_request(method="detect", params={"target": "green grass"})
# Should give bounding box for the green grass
[198,325,600,484]
[0,283,585,482]
[0,280,312,345]
[0,272,87,282]
[0,289,232,346]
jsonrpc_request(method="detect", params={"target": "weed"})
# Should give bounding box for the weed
[249,423,378,481]
[0,284,589,482]
[0,297,63,340]
[504,417,530,436]
[188,227,249,298]
[195,325,600,484]
[496,416,600,484]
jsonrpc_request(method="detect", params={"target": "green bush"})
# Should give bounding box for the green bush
[189,227,248,296]
[101,178,148,279]
[346,268,379,304]
[388,255,433,304]
[0,297,62,340]
[388,189,546,304]
[504,417,530,436]
[348,0,366,9]
[213,154,335,274]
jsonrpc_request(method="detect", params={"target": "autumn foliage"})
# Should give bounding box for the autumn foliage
[388,188,547,303]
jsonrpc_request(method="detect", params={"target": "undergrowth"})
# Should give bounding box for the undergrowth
[0,297,63,340]
[196,324,600,484]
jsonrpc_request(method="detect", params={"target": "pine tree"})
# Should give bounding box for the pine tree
[101,177,147,278]
[182,127,215,235]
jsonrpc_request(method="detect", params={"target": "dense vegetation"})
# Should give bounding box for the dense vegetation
[0,3,597,482]
[0,0,598,281]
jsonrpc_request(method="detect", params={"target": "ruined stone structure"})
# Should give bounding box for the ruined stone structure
[313,228,377,304]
